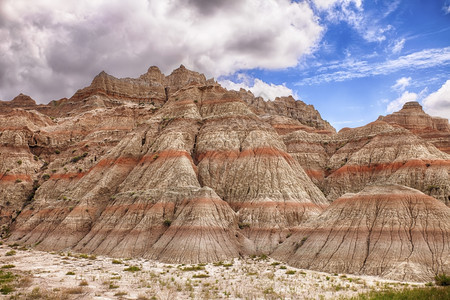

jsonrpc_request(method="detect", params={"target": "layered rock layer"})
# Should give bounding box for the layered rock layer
[1,65,449,278]
[273,185,450,281]
[379,101,450,154]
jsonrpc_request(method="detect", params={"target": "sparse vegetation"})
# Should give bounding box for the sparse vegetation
[5,250,16,256]
[79,279,89,286]
[193,274,210,278]
[112,259,123,264]
[124,266,141,272]
[181,265,205,271]
[435,273,450,286]
[238,222,251,229]
[353,286,450,299]
[1,265,15,269]
[71,152,88,163]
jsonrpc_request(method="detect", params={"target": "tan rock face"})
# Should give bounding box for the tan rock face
[379,101,450,154]
[1,65,449,278]
[272,185,450,281]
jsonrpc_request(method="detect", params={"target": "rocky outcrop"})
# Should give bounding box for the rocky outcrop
[273,185,450,281]
[238,89,335,134]
[379,101,450,154]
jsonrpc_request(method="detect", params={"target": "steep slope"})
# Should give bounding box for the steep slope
[195,85,327,253]
[283,121,450,205]
[6,69,326,261]
[273,185,450,281]
[379,101,450,154]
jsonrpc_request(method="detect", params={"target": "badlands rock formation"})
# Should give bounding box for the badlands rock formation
[273,185,450,281]
[379,101,450,154]
[1,65,449,281]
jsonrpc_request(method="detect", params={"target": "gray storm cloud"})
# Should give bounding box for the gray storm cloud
[0,0,323,103]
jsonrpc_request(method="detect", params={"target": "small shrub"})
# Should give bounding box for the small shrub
[15,179,22,183]
[79,254,88,259]
[64,287,83,294]
[193,274,210,278]
[66,271,75,275]
[1,265,15,269]
[42,174,50,181]
[0,285,14,295]
[181,266,204,271]
[5,250,16,256]
[286,270,296,275]
[55,149,60,154]
[124,266,141,272]
[79,279,88,286]
[112,259,123,264]
[238,222,250,229]
[109,283,119,289]
[163,219,172,227]
[435,273,450,286]
[114,291,127,296]
[17,160,22,165]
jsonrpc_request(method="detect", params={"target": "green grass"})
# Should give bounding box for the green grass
[124,266,141,272]
[181,266,205,271]
[1,265,15,269]
[353,286,450,300]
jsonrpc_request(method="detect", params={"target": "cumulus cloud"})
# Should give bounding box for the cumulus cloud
[220,74,296,101]
[422,80,450,119]
[386,91,418,113]
[391,77,411,91]
[0,0,323,103]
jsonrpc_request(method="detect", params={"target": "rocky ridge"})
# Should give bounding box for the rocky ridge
[1,65,449,281]
[379,101,450,154]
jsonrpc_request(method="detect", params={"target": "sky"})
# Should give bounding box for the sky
[1,0,449,130]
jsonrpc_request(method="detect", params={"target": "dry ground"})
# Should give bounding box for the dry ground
[0,242,423,299]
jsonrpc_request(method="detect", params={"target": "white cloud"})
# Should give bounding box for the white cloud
[386,91,418,113]
[392,38,405,54]
[299,47,450,85]
[422,80,450,119]
[0,0,323,103]
[220,75,296,101]
[444,2,450,14]
[313,0,391,43]
[391,77,411,91]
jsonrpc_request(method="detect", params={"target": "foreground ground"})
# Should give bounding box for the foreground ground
[0,242,426,299]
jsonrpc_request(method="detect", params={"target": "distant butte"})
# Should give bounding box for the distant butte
[1,65,449,281]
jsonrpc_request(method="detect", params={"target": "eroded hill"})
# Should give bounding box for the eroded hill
[1,65,449,281]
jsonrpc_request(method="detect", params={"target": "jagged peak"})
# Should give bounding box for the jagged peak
[10,93,37,106]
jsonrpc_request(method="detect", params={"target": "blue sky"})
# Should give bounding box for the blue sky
[1,0,449,130]
[221,0,450,129]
